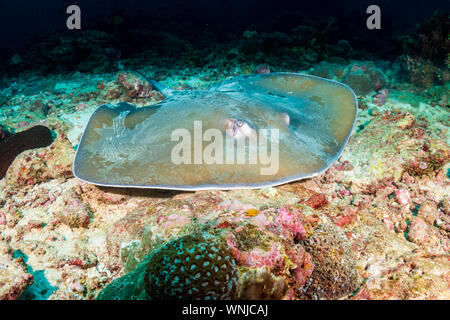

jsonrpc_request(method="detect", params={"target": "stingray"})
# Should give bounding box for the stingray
[73,73,357,190]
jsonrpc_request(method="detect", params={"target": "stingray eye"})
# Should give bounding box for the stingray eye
[237,121,244,127]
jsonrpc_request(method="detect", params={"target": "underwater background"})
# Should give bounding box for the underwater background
[0,0,449,300]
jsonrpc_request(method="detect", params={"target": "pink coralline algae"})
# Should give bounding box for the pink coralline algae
[0,212,6,225]
[241,243,284,269]
[331,207,358,227]
[157,213,190,230]
[223,205,313,286]
[249,212,271,229]
[338,188,351,197]
[225,232,242,261]
[298,193,328,209]
[395,189,411,205]
[373,89,389,106]
[116,71,153,98]
[407,216,450,254]
[286,247,314,287]
[274,207,307,241]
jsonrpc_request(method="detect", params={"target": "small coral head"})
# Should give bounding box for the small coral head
[144,233,238,300]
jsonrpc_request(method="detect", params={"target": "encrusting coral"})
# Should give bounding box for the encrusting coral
[299,224,360,299]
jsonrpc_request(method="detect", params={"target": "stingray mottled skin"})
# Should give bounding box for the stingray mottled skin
[73,73,357,190]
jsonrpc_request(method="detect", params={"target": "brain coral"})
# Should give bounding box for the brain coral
[144,233,238,300]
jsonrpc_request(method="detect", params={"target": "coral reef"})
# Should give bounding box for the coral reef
[399,11,449,61]
[0,13,449,300]
[342,63,387,95]
[0,80,448,299]
[396,12,449,90]
[116,71,155,99]
[373,89,389,107]
[400,55,443,89]
[0,126,53,179]
[0,243,33,299]
[4,132,74,187]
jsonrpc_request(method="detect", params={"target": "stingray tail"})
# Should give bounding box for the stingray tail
[136,71,174,98]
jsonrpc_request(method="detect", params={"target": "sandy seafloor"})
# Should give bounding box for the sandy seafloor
[0,57,449,300]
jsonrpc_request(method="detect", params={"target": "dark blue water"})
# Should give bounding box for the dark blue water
[1,0,449,65]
